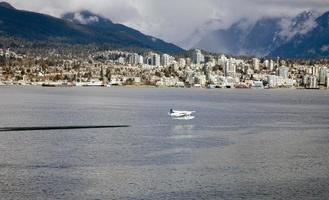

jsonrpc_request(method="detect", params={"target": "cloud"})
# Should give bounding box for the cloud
[320,45,329,52]
[72,13,99,25]
[278,12,318,41]
[5,0,329,47]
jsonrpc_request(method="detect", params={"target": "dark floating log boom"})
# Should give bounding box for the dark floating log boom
[0,125,130,132]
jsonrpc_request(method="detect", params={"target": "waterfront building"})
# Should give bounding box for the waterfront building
[204,55,215,66]
[178,58,186,67]
[153,53,161,66]
[266,75,278,88]
[308,75,318,89]
[252,58,260,71]
[218,55,228,66]
[161,54,171,67]
[246,68,254,76]
[263,59,275,71]
[319,67,328,85]
[311,66,319,76]
[221,76,236,88]
[326,72,329,88]
[156,77,179,87]
[278,66,289,79]
[0,66,3,81]
[186,58,192,65]
[145,56,152,65]
[139,55,144,65]
[146,53,160,66]
[117,57,125,64]
[224,58,236,77]
[206,57,216,67]
[286,79,296,87]
[242,65,249,73]
[100,66,108,84]
[129,53,140,66]
[306,67,312,75]
[303,75,309,86]
[252,80,264,88]
[192,49,204,64]
[269,60,275,71]
[264,60,269,69]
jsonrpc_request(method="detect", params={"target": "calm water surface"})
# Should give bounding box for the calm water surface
[0,86,328,199]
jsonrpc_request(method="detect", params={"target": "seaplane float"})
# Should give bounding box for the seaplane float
[168,109,195,120]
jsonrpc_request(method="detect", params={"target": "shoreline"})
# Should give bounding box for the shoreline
[0,84,327,90]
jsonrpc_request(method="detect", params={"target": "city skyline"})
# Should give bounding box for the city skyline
[1,47,329,90]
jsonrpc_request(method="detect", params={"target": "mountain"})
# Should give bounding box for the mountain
[179,18,223,50]
[0,1,14,9]
[194,19,245,56]
[195,11,319,58]
[0,2,184,54]
[62,10,185,54]
[195,17,286,57]
[241,18,285,56]
[269,11,329,58]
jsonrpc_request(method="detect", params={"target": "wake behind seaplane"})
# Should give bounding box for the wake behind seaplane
[169,109,195,119]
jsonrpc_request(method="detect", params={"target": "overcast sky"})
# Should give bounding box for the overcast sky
[5,0,329,47]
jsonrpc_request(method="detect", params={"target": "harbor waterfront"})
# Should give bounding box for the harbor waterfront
[1,48,329,89]
[0,86,328,199]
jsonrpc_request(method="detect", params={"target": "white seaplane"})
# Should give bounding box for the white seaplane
[169,109,195,120]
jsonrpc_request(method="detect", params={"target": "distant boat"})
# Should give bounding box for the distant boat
[207,84,217,89]
[74,82,84,87]
[251,81,264,89]
[42,82,72,87]
[83,80,103,87]
[168,109,195,117]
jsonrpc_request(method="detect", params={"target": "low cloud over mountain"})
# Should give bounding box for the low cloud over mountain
[194,11,329,58]
[5,0,329,46]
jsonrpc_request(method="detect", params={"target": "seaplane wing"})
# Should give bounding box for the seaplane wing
[173,110,195,115]
[169,110,195,117]
[173,116,195,120]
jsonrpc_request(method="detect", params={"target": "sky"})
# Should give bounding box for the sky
[5,0,329,48]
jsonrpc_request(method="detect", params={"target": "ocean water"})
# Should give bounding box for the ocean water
[0,86,328,199]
